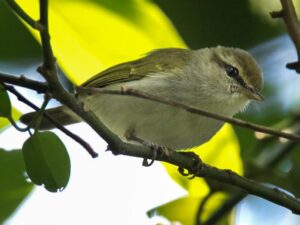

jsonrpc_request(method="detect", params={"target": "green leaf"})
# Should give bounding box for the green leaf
[0,149,34,224]
[0,84,12,118]
[22,131,71,192]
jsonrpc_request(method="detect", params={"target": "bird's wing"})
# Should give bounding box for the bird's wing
[81,48,191,88]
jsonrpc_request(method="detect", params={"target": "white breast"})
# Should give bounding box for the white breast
[80,74,248,150]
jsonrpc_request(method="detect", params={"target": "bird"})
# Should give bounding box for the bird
[21,47,263,151]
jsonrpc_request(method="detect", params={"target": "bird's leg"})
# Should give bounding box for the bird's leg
[125,128,172,167]
[177,152,202,179]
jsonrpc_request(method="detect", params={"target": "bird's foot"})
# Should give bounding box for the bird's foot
[125,128,172,167]
[178,152,202,179]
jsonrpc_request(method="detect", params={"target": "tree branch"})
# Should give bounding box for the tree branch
[203,128,300,224]
[0,71,48,93]
[5,0,300,215]
[270,0,300,73]
[4,84,98,158]
[196,191,214,225]
[79,87,300,143]
[39,0,56,72]
[4,0,42,30]
[203,192,246,225]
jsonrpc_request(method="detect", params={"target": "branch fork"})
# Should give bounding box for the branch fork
[3,0,300,217]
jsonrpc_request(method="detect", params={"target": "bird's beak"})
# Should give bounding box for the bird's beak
[246,87,264,101]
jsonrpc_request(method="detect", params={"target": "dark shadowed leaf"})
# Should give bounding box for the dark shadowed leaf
[0,149,34,224]
[0,84,12,118]
[22,131,71,192]
[288,149,300,198]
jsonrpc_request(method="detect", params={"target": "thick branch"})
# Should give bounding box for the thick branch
[203,129,300,224]
[153,148,300,214]
[79,87,300,143]
[33,72,300,214]
[271,0,300,72]
[5,0,300,215]
[39,0,56,72]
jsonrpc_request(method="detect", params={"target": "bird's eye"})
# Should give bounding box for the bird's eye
[225,65,239,77]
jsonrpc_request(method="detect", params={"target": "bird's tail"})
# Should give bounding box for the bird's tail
[20,106,81,129]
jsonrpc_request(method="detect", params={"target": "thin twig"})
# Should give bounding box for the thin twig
[203,192,246,225]
[4,0,42,30]
[5,85,98,158]
[0,72,48,93]
[196,191,214,225]
[8,116,30,132]
[79,87,300,142]
[270,0,300,72]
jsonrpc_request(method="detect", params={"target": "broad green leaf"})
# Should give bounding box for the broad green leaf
[0,149,34,224]
[0,84,12,118]
[163,124,242,197]
[22,131,71,192]
[149,193,231,225]
[16,0,186,85]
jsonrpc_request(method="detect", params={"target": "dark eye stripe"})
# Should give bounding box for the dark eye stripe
[211,52,248,88]
[234,74,247,88]
[224,64,247,87]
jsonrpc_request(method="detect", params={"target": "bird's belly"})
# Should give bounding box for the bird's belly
[82,94,223,150]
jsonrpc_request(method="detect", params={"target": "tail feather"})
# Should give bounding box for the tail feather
[20,106,81,130]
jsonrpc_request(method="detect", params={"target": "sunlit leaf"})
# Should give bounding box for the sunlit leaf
[164,124,242,197]
[149,193,231,225]
[0,84,12,118]
[16,0,186,85]
[0,149,34,224]
[22,131,71,192]
[0,108,22,132]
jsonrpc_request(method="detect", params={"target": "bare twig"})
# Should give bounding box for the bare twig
[4,85,98,158]
[0,71,48,93]
[271,0,300,73]
[203,192,246,225]
[196,191,214,225]
[4,0,42,30]
[79,87,300,143]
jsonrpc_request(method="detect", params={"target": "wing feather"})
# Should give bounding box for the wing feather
[82,48,191,88]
